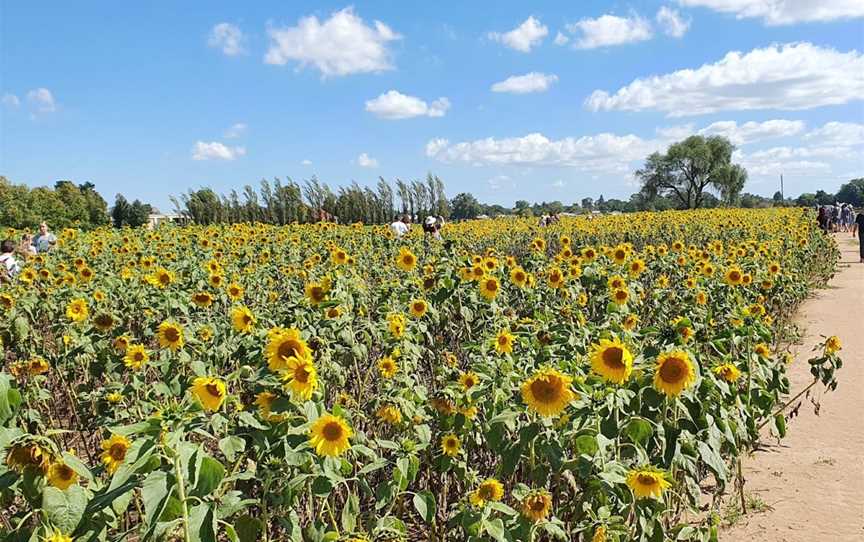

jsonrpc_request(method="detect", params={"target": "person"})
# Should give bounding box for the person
[0,239,21,280]
[32,222,57,253]
[423,216,442,240]
[817,206,828,232]
[19,234,37,258]
[853,210,864,264]
[390,215,410,238]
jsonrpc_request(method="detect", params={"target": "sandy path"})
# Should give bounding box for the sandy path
[722,234,864,541]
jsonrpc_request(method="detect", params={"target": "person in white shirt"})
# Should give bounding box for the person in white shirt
[390,215,410,238]
[0,239,21,280]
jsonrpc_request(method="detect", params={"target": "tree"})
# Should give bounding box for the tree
[835,178,864,206]
[450,193,481,220]
[714,164,747,206]
[581,198,594,212]
[127,200,152,227]
[772,191,784,203]
[637,135,744,209]
[111,194,130,227]
[815,190,835,205]
[796,193,818,207]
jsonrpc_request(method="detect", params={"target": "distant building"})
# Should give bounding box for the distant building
[146,213,189,229]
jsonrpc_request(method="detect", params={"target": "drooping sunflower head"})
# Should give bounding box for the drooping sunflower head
[825,335,842,354]
[754,343,771,358]
[101,434,132,474]
[191,376,227,412]
[521,367,576,417]
[521,490,553,522]
[230,305,255,334]
[653,350,696,397]
[308,413,352,457]
[280,356,318,400]
[5,441,50,473]
[27,356,50,375]
[590,337,634,385]
[157,321,185,351]
[265,328,310,372]
[479,277,500,300]
[441,433,461,457]
[93,313,115,332]
[713,363,741,383]
[626,466,671,499]
[469,478,505,507]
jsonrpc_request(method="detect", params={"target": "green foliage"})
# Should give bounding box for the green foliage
[0,177,109,230]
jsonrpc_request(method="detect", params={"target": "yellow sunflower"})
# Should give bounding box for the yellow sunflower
[479,277,500,300]
[521,490,553,522]
[66,298,89,323]
[45,531,73,542]
[230,305,255,334]
[227,283,244,300]
[469,478,505,507]
[724,266,743,286]
[280,356,318,400]
[191,376,227,411]
[611,288,629,306]
[825,335,842,354]
[494,329,515,354]
[521,367,576,417]
[47,461,78,490]
[157,321,184,351]
[304,281,329,306]
[101,434,131,474]
[265,328,311,372]
[308,413,352,457]
[510,267,528,288]
[377,356,398,378]
[192,291,214,308]
[459,371,479,391]
[626,466,671,499]
[653,350,696,397]
[376,404,402,425]
[388,313,406,338]
[396,247,417,272]
[123,344,149,369]
[590,337,634,384]
[441,433,461,457]
[754,343,771,358]
[713,363,741,382]
[409,298,428,318]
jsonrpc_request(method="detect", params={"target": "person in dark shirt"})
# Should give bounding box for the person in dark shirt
[853,211,864,263]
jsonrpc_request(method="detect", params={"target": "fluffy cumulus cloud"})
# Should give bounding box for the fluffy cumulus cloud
[488,16,548,52]
[425,132,661,172]
[301,159,313,166]
[365,90,450,119]
[697,119,805,144]
[191,141,246,161]
[586,43,864,116]
[803,121,864,146]
[223,122,247,138]
[265,7,401,76]
[356,152,378,167]
[208,23,245,56]
[553,31,569,46]
[26,88,56,113]
[491,72,558,94]
[2,93,20,108]
[656,7,691,37]
[566,14,653,49]
[677,0,864,25]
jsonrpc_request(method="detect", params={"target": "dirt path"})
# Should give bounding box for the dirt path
[722,234,864,541]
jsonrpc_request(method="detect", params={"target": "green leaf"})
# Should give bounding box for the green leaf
[61,452,94,484]
[697,441,727,483]
[192,456,225,497]
[141,470,174,541]
[624,418,654,447]
[340,492,359,532]
[238,411,268,430]
[188,503,216,542]
[773,414,787,438]
[483,518,507,542]
[234,514,261,542]
[219,436,246,463]
[42,485,87,534]
[412,490,436,523]
[0,373,21,424]
[574,434,599,456]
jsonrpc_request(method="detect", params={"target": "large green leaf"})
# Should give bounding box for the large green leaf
[192,456,225,497]
[141,470,175,541]
[42,485,87,534]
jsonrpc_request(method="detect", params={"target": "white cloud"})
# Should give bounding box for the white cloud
[426,132,662,172]
[586,43,864,116]
[552,179,566,188]
[487,175,511,189]
[208,23,245,56]
[553,31,569,46]
[191,141,246,160]
[357,152,378,167]
[2,94,19,108]
[656,123,696,140]
[698,119,805,144]
[567,14,653,49]
[365,90,450,119]
[491,72,558,94]
[265,7,401,76]
[301,159,313,166]
[803,121,864,146]
[677,0,864,25]
[656,7,691,37]
[26,88,56,113]
[488,16,548,52]
[224,122,247,138]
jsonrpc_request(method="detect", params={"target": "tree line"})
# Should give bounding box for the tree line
[0,177,109,230]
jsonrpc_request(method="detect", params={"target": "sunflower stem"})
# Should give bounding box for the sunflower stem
[174,453,192,542]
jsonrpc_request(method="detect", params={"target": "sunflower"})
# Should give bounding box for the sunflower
[510,267,528,288]
[396,247,417,272]
[547,267,565,288]
[280,356,318,400]
[611,245,628,265]
[825,335,842,354]
[592,526,607,542]
[590,337,634,384]
[376,404,402,425]
[768,261,781,275]
[724,266,743,286]
[611,288,629,305]
[387,313,406,338]
[469,478,505,507]
[93,313,115,332]
[254,391,287,422]
[521,367,576,417]
[265,328,311,372]
[622,314,639,331]
[5,442,50,473]
[45,531,73,542]
[47,461,78,490]
[192,291,214,308]
[494,329,515,354]
[227,283,244,300]
[378,356,398,378]
[409,298,429,318]
[101,434,131,474]
[114,335,130,352]
[123,344,149,369]
[308,413,352,457]
[653,350,696,397]
[607,275,627,290]
[441,433,461,457]
[304,282,329,305]
[459,371,479,391]
[208,273,225,288]
[626,466,671,499]
[479,277,500,300]
[521,490,553,522]
[157,321,185,351]
[754,343,771,358]
[628,258,646,277]
[713,363,741,382]
[581,246,597,262]
[230,305,255,334]
[66,298,89,323]
[191,376,227,411]
[0,293,14,311]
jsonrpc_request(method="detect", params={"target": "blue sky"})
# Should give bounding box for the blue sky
[2,1,863,211]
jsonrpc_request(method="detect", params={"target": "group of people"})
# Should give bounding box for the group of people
[817,203,856,233]
[537,213,561,227]
[389,214,446,240]
[1,222,56,280]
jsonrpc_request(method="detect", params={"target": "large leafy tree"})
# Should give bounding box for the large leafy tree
[450,192,481,220]
[835,178,864,206]
[637,135,746,209]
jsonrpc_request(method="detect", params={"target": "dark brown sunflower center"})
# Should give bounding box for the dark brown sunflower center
[659,358,685,383]
[322,421,343,441]
[602,347,625,370]
[278,340,302,360]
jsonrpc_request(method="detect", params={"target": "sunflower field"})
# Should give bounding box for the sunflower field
[0,208,844,542]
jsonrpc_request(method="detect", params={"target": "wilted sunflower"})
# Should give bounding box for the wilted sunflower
[376,404,402,425]
[396,247,417,272]
[754,343,771,358]
[409,298,428,318]
[0,293,14,311]
[47,461,78,490]
[281,356,317,400]
[479,277,500,300]
[230,305,255,333]
[441,433,461,457]
[191,376,227,411]
[626,466,671,499]
[66,298,89,323]
[825,335,842,354]
[713,363,741,382]
[494,329,515,354]
[308,413,352,457]
[521,490,553,522]
[590,337,634,384]
[387,313,406,338]
[377,356,398,378]
[469,478,505,507]
[101,434,131,474]
[654,350,696,397]
[123,344,149,369]
[5,442,50,472]
[93,312,115,332]
[521,367,576,417]
[265,328,311,372]
[157,320,185,351]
